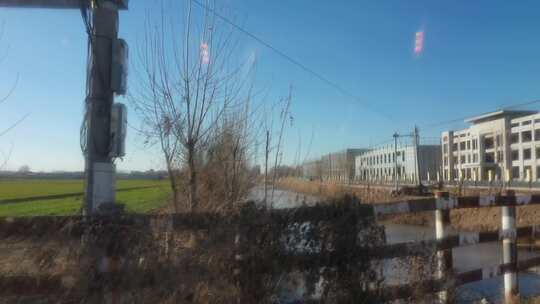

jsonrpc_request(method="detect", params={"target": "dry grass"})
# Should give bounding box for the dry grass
[0,220,239,303]
[275,177,420,204]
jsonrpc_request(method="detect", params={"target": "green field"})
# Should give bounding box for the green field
[0,179,171,216]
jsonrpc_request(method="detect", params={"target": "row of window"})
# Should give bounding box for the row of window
[444,138,480,153]
[448,166,540,180]
[445,151,507,166]
[512,165,540,179]
[509,130,540,144]
[360,151,406,166]
[359,166,406,177]
[510,118,540,128]
[445,131,540,154]
[510,147,540,161]
[444,147,540,166]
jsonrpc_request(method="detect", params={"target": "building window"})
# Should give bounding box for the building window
[473,153,478,163]
[460,155,466,164]
[485,152,495,163]
[496,151,503,162]
[523,120,532,126]
[522,131,532,143]
[524,148,532,160]
[402,152,405,162]
[453,156,458,164]
[472,139,477,150]
[512,150,519,161]
[460,142,466,150]
[535,129,540,141]
[496,135,502,147]
[467,141,471,150]
[512,166,520,179]
[466,168,471,179]
[537,166,540,180]
[511,122,519,128]
[484,137,494,149]
[452,143,458,151]
[537,147,540,159]
[511,133,519,144]
[525,166,532,179]
[467,154,471,163]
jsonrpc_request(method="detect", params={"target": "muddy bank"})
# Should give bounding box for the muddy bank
[275,178,540,232]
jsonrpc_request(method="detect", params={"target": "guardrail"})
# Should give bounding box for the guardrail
[0,190,539,302]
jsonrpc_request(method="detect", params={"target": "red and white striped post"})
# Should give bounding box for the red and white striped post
[502,190,519,303]
[435,191,453,303]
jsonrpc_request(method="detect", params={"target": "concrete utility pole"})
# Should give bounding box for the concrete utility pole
[393,132,399,191]
[264,130,269,207]
[84,3,118,215]
[413,125,421,186]
[0,0,128,215]
[392,126,422,188]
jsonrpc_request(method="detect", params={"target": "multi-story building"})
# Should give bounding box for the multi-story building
[441,109,539,181]
[354,143,441,182]
[302,149,366,182]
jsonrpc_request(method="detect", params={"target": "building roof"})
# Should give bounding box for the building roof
[464,109,537,124]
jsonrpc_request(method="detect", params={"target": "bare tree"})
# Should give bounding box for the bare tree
[258,88,294,208]
[131,1,254,212]
[0,23,21,170]
[270,87,293,205]
[201,99,261,209]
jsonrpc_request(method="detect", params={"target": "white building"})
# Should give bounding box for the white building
[441,109,540,182]
[354,143,441,183]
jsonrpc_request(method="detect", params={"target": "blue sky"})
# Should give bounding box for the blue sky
[2,1,540,172]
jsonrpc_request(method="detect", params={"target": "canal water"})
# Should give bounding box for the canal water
[249,187,540,303]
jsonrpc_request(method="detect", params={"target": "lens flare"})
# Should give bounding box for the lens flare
[200,42,210,64]
[414,30,424,56]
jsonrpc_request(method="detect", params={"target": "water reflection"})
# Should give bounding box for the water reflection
[249,187,540,303]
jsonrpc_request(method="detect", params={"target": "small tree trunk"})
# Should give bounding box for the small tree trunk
[165,158,179,213]
[264,130,269,207]
[187,145,198,212]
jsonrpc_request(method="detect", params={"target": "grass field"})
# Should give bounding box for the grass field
[0,179,171,216]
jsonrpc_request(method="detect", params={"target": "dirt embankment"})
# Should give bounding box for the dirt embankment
[275,177,540,232]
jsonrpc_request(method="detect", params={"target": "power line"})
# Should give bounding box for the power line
[421,99,540,128]
[190,0,393,121]
[0,113,29,137]
[502,98,540,110]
